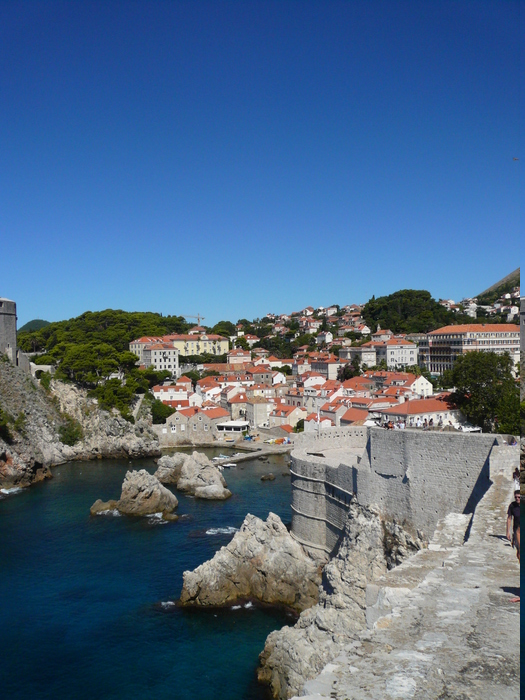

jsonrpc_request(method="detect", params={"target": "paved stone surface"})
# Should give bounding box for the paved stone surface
[293,471,520,700]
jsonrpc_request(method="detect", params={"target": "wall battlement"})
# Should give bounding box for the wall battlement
[290,426,513,557]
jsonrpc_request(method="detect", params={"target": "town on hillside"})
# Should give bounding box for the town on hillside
[123,285,521,444]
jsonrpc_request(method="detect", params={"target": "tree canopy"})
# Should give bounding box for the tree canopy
[445,351,519,434]
[17,309,190,355]
[362,289,471,334]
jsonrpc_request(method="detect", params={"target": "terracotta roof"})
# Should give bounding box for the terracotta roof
[163,400,190,408]
[201,407,230,419]
[428,324,519,335]
[340,408,369,423]
[279,424,294,433]
[377,395,454,416]
[131,336,163,344]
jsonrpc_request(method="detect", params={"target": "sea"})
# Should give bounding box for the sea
[0,448,294,700]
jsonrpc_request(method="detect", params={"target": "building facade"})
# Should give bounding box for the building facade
[422,324,520,374]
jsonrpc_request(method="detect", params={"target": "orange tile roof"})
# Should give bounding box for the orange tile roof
[429,324,519,334]
[378,395,454,415]
[201,407,230,419]
[131,336,163,344]
[341,408,369,423]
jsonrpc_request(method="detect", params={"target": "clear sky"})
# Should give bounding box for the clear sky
[1,0,520,327]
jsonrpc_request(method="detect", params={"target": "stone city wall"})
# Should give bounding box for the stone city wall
[290,427,513,556]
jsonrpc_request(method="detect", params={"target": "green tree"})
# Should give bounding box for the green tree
[337,355,362,381]
[447,351,519,434]
[151,399,176,424]
[233,336,249,351]
[362,289,472,334]
[212,320,236,337]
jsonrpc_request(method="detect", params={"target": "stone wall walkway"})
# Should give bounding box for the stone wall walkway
[294,470,520,700]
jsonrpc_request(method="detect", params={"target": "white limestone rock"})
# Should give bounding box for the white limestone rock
[116,469,178,515]
[179,512,321,610]
[154,453,187,484]
[177,451,231,500]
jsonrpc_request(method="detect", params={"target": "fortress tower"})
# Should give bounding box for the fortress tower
[0,297,17,363]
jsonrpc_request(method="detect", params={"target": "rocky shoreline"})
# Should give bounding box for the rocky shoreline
[179,512,321,611]
[177,501,426,699]
[0,361,160,490]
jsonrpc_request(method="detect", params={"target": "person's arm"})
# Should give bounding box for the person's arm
[507,514,513,541]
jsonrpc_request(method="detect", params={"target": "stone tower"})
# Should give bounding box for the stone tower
[0,297,17,363]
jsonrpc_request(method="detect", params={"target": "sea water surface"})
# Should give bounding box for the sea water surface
[0,449,293,700]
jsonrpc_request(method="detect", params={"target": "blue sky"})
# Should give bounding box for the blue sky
[0,0,519,327]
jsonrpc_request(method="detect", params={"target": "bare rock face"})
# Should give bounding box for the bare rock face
[177,451,231,500]
[0,360,160,490]
[116,469,178,515]
[51,381,161,461]
[154,453,187,484]
[179,512,321,611]
[257,503,389,700]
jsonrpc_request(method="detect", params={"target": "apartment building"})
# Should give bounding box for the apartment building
[422,324,520,374]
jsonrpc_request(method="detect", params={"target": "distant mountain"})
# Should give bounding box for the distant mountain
[477,268,520,305]
[18,319,51,333]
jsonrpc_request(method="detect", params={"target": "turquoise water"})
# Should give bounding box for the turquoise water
[0,449,294,699]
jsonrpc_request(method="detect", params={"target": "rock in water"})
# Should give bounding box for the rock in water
[177,451,231,500]
[117,469,178,515]
[90,499,119,515]
[179,512,321,611]
[154,453,187,484]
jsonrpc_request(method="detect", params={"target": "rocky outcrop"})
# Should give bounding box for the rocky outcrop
[176,451,231,500]
[0,360,160,489]
[51,381,160,462]
[154,453,187,484]
[116,469,178,515]
[179,512,321,611]
[257,503,425,699]
[90,498,119,515]
[261,473,276,481]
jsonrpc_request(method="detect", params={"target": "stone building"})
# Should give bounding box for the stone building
[0,297,17,363]
[0,297,31,373]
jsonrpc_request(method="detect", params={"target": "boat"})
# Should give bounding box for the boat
[222,463,236,469]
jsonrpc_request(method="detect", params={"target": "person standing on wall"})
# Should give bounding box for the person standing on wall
[506,490,520,602]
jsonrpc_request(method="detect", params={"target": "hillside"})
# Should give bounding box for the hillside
[0,358,159,489]
[18,319,50,333]
[476,268,520,305]
[17,308,191,354]
[361,289,471,334]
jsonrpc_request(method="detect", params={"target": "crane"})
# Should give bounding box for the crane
[182,314,206,326]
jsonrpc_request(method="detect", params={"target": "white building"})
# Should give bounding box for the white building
[142,343,180,376]
[375,338,418,369]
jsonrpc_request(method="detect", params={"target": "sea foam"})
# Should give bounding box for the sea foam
[96,509,121,517]
[0,487,24,497]
[205,526,238,536]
